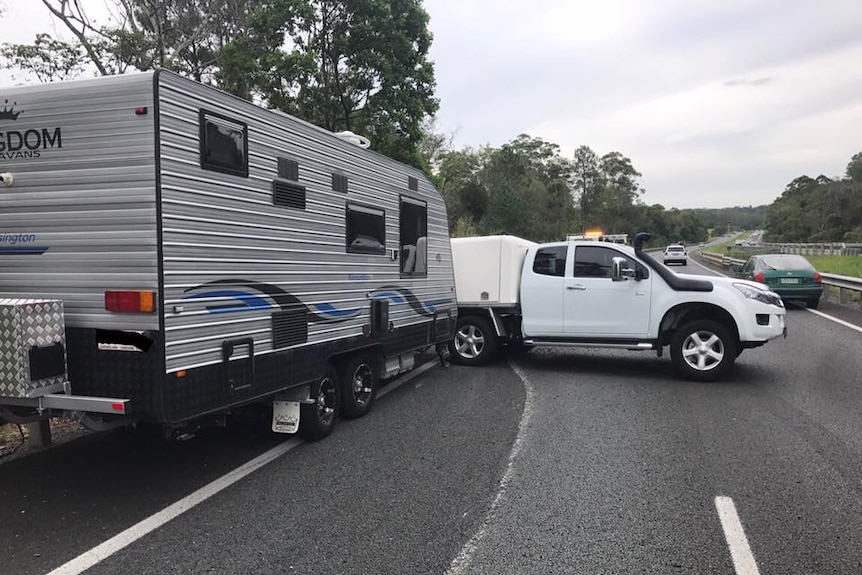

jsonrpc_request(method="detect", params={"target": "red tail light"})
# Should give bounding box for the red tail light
[105,290,156,313]
[753,272,765,283]
[813,271,822,283]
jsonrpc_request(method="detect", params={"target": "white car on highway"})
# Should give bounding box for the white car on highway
[663,244,688,266]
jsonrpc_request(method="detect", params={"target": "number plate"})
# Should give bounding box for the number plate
[272,400,300,434]
[780,278,799,284]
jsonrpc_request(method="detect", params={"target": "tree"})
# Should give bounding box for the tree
[571,145,604,231]
[600,151,642,233]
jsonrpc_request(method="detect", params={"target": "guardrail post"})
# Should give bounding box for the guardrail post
[840,287,848,304]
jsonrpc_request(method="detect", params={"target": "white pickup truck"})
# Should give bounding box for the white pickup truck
[448,232,787,381]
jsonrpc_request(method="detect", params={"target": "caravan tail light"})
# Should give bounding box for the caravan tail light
[105,290,156,313]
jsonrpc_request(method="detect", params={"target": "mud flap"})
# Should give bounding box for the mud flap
[272,400,300,434]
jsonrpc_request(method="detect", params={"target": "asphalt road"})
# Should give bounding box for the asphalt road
[2,257,861,575]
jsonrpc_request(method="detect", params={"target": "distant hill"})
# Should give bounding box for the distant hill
[687,205,768,235]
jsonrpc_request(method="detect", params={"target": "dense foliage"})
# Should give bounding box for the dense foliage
[764,152,862,242]
[1,0,437,168]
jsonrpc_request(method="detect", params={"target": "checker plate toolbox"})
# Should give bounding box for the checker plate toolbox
[0,298,68,399]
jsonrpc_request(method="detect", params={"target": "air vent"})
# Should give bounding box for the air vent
[273,180,307,210]
[278,157,299,181]
[332,173,348,193]
[272,309,308,349]
[408,176,419,191]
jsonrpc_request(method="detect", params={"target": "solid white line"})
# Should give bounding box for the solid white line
[47,358,440,575]
[805,308,862,334]
[444,359,535,575]
[47,438,302,575]
[715,496,761,575]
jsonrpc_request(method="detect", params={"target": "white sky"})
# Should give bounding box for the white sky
[3,0,862,209]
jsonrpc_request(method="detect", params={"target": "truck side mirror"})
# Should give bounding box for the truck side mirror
[612,257,635,282]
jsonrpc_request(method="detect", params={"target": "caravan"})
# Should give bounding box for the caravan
[0,70,455,440]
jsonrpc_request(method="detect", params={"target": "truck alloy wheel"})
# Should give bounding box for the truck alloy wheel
[670,320,736,382]
[299,365,340,440]
[448,316,498,366]
[340,355,378,419]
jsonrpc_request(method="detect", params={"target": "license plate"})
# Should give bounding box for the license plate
[780,278,799,284]
[272,400,300,434]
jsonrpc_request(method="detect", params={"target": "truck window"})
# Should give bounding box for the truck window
[400,197,428,275]
[199,110,248,177]
[533,246,567,276]
[573,245,632,278]
[346,204,386,255]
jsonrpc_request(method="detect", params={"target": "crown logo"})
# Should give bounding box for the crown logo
[0,99,21,121]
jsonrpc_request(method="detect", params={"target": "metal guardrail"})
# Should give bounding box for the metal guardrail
[733,242,862,256]
[698,251,862,309]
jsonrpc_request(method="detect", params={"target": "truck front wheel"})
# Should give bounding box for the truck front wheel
[670,320,737,382]
[449,315,499,366]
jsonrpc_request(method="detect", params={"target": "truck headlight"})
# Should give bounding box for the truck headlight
[733,283,783,307]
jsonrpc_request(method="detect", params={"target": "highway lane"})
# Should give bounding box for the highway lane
[1,362,525,575]
[3,256,862,575]
[449,259,862,574]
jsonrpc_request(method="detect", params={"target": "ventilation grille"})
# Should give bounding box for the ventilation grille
[408,176,419,191]
[332,173,348,193]
[278,157,299,181]
[272,309,308,349]
[273,180,307,210]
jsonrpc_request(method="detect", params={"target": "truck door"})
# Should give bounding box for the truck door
[520,245,568,336]
[564,245,652,337]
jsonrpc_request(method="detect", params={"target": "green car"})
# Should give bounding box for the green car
[736,254,823,309]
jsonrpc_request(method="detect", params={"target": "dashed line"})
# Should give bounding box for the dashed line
[715,496,761,575]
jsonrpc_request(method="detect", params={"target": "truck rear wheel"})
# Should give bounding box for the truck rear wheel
[448,315,498,366]
[340,354,379,419]
[670,320,736,382]
[299,365,340,440]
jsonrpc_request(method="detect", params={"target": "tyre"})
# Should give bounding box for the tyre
[670,320,737,382]
[299,365,340,440]
[807,297,820,310]
[448,315,499,366]
[340,354,379,419]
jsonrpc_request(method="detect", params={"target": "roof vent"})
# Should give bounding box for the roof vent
[335,131,371,149]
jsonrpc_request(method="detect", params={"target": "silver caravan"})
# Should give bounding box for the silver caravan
[0,70,455,440]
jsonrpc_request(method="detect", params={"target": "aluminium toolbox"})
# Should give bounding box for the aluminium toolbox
[0,298,68,399]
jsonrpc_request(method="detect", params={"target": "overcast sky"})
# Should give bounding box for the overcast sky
[3,0,862,209]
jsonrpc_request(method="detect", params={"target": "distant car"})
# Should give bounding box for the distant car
[736,254,823,309]
[663,244,688,266]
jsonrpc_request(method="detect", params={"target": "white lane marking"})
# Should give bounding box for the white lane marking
[445,359,535,575]
[806,308,862,334]
[48,359,440,575]
[715,496,761,575]
[47,438,302,575]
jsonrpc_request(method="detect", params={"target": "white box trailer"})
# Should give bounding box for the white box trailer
[451,235,537,307]
[0,70,456,439]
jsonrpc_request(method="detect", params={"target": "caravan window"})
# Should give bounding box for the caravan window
[346,204,386,255]
[400,198,428,275]
[199,110,248,177]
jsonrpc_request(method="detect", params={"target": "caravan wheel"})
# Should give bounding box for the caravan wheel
[299,365,340,440]
[340,355,379,419]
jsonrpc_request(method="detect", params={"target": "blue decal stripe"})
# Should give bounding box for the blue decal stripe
[312,303,361,317]
[0,246,49,255]
[371,292,406,303]
[186,290,274,311]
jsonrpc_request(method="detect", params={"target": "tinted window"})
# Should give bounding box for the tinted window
[400,198,428,275]
[533,246,567,277]
[574,246,633,278]
[199,110,248,177]
[346,204,385,255]
[759,255,814,270]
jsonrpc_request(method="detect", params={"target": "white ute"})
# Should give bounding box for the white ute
[448,232,787,381]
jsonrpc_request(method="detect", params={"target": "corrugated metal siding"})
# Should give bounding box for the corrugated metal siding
[0,74,159,330]
[157,72,455,373]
